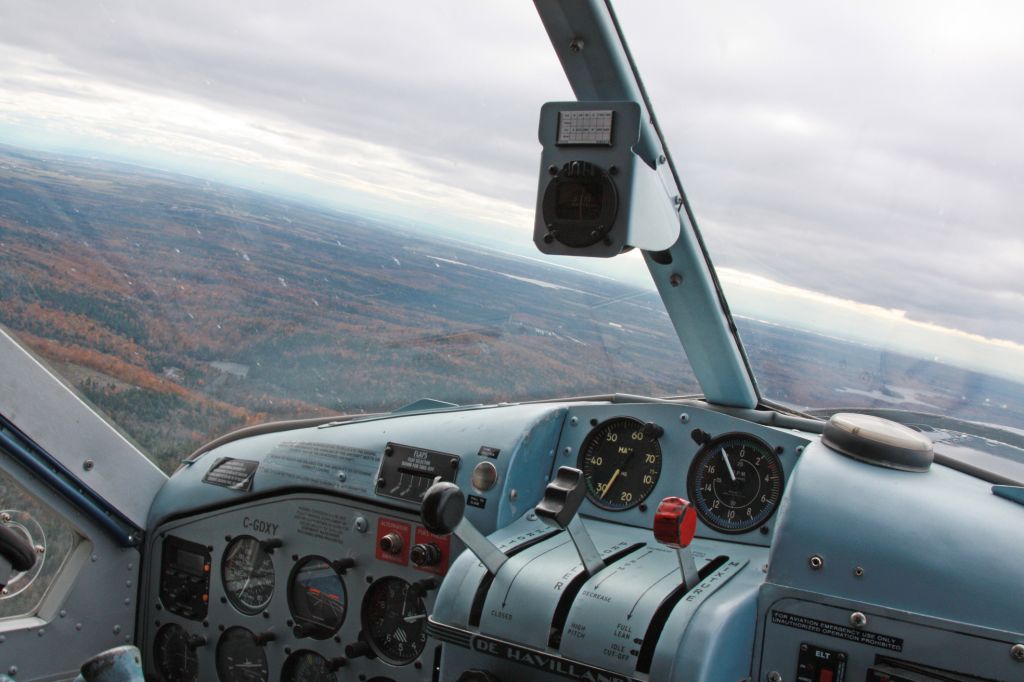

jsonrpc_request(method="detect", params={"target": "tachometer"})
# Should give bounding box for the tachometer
[215,626,268,682]
[361,577,427,664]
[287,555,347,639]
[578,417,663,510]
[221,535,275,615]
[687,433,784,534]
[152,623,198,682]
[281,650,338,682]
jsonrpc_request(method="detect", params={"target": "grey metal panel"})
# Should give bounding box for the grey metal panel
[767,439,1024,634]
[0,448,140,682]
[0,328,166,527]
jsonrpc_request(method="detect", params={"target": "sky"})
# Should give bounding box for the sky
[0,0,1022,383]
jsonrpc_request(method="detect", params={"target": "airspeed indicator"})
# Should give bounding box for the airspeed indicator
[578,417,662,511]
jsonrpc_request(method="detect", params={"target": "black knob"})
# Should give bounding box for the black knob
[345,640,375,659]
[260,538,283,552]
[421,482,465,535]
[456,670,500,682]
[642,422,664,439]
[253,631,276,646]
[379,533,403,555]
[187,634,207,650]
[332,557,356,572]
[410,542,442,567]
[409,578,438,599]
[292,623,316,638]
[535,467,586,530]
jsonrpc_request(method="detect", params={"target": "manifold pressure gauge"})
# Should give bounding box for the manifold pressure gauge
[578,417,663,510]
[687,433,784,534]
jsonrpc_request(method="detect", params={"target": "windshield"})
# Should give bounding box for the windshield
[0,3,699,472]
[1,2,1022,475]
[614,1,1024,430]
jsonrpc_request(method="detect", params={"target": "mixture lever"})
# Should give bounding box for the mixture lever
[421,481,507,575]
[535,466,605,576]
[654,496,701,589]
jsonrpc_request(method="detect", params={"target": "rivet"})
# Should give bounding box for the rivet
[37,628,45,637]
[91,554,98,562]
[60,610,67,618]
[76,623,83,631]
[569,416,578,427]
[337,471,346,482]
[563,446,572,457]
[1011,643,1024,661]
[808,555,824,570]
[854,566,865,577]
[669,273,683,287]
[124,598,131,605]
[83,459,94,472]
[850,611,868,628]
[679,413,690,424]
[569,37,585,53]
[113,624,122,634]
[509,489,518,502]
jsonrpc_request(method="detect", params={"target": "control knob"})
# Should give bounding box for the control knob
[653,497,701,588]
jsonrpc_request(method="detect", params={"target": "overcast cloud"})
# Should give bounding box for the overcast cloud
[0,0,1022,356]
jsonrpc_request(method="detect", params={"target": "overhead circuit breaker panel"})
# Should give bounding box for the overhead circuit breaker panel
[534,101,680,258]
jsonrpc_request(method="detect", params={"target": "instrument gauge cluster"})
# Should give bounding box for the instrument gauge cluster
[147,495,444,682]
[566,405,807,543]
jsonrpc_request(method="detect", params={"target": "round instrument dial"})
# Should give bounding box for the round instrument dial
[578,417,662,510]
[152,623,198,682]
[221,535,275,615]
[687,433,784,534]
[216,627,268,682]
[281,650,337,682]
[361,577,427,664]
[287,556,347,639]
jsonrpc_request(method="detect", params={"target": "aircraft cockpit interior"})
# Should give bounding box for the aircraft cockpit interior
[0,1,1022,681]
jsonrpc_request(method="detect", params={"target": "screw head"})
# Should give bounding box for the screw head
[854,566,865,577]
[768,672,782,682]
[569,37,584,53]
[850,611,868,628]
[679,413,690,423]
[669,273,683,287]
[1011,643,1024,661]
[808,555,824,570]
[83,459,94,471]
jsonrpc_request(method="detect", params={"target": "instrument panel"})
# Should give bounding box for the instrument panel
[143,494,450,682]
[559,403,808,544]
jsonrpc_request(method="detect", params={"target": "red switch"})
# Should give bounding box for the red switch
[819,670,834,682]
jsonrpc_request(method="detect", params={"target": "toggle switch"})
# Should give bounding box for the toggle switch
[421,481,507,575]
[535,467,605,576]
[653,497,700,589]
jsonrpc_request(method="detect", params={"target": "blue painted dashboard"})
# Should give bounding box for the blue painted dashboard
[141,399,1024,682]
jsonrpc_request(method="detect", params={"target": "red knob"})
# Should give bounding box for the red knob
[654,497,698,549]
